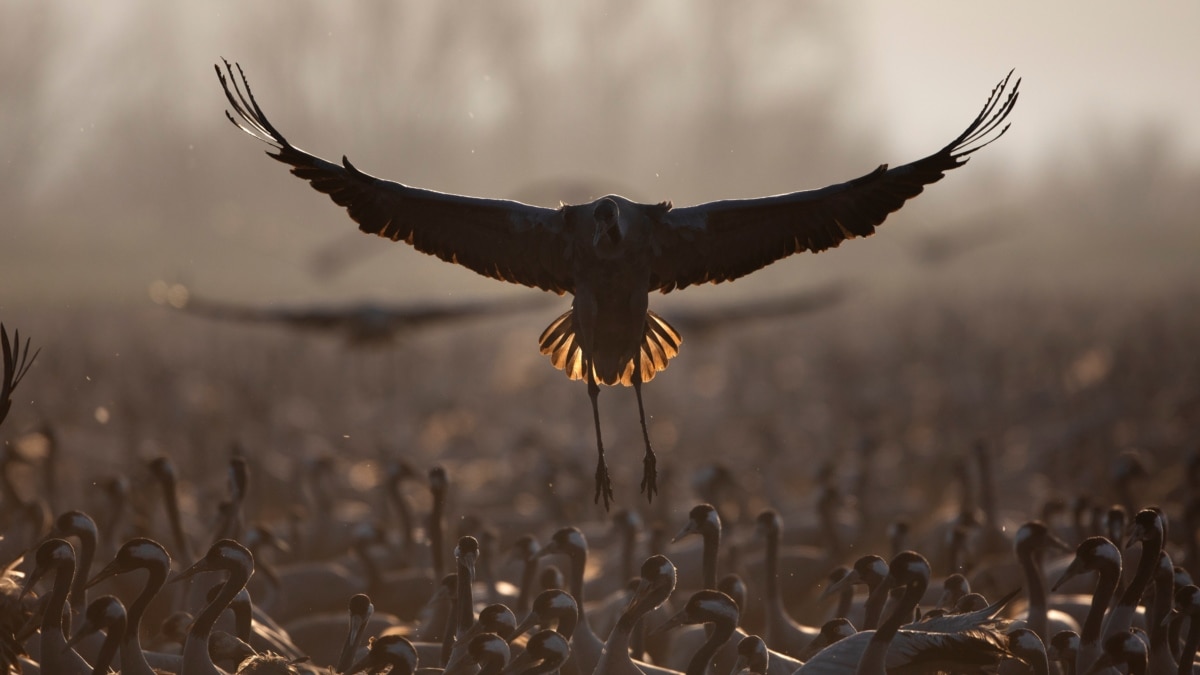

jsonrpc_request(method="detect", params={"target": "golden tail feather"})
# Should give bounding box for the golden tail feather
[538,309,682,386]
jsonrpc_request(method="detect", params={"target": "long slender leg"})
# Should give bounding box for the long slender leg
[633,359,657,503]
[587,366,614,510]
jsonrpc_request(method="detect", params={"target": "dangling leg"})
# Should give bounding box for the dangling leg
[633,359,657,503]
[587,365,614,510]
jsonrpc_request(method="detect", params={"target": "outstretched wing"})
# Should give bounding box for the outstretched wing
[179,292,549,345]
[216,60,574,295]
[650,71,1020,293]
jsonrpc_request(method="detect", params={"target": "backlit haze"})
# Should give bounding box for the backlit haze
[2,1,1197,310]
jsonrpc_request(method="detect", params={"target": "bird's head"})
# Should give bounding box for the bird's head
[591,197,622,248]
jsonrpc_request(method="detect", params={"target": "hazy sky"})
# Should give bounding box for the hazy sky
[1,2,1197,310]
[852,2,1200,169]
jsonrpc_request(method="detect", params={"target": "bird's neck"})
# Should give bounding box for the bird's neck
[455,559,477,638]
[857,579,926,675]
[186,566,249,674]
[687,617,736,675]
[123,562,168,675]
[702,528,720,591]
[568,549,587,623]
[69,530,97,612]
[41,560,74,635]
[1019,546,1048,639]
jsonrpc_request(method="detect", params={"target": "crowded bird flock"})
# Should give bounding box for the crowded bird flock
[1,64,1197,675]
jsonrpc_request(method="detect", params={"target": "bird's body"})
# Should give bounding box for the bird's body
[174,539,257,675]
[217,61,1018,509]
[21,539,94,675]
[85,537,178,675]
[593,555,678,675]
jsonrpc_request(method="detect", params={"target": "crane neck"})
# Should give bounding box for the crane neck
[686,613,737,675]
[1018,544,1049,641]
[123,559,169,675]
[184,563,250,675]
[702,525,720,591]
[858,576,927,675]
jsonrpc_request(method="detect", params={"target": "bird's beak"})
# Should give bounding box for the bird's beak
[85,559,123,590]
[1045,531,1072,554]
[65,621,95,651]
[592,222,609,247]
[509,606,544,643]
[169,556,212,584]
[1161,609,1179,628]
[650,608,691,636]
[510,542,539,563]
[347,610,370,645]
[343,652,371,674]
[875,572,899,598]
[819,569,861,602]
[1124,524,1146,549]
[1081,653,1115,675]
[622,577,652,615]
[18,565,44,602]
[671,520,699,544]
[502,635,546,675]
[1050,559,1082,593]
[457,548,479,570]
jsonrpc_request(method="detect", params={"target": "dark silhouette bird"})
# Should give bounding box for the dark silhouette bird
[217,61,1019,509]
[65,595,128,675]
[171,289,548,348]
[86,537,180,675]
[662,282,850,340]
[20,539,94,674]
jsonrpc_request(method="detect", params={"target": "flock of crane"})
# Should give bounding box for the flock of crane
[0,320,1197,674]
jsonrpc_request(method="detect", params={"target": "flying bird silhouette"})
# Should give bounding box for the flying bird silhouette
[169,288,547,348]
[217,60,1018,510]
[664,281,851,340]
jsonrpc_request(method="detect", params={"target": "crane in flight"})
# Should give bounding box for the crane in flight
[216,61,1018,510]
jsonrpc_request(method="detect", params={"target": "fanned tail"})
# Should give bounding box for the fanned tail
[637,311,682,384]
[538,310,682,386]
[539,310,587,381]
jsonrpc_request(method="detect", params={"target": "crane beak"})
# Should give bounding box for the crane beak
[593,221,618,247]
[621,577,654,616]
[819,569,861,602]
[1045,531,1072,553]
[1050,559,1082,593]
[649,607,690,636]
[169,556,214,584]
[534,542,560,559]
[17,566,44,602]
[1080,653,1115,675]
[671,519,700,544]
[85,559,123,590]
[509,610,540,643]
[65,621,96,650]
[343,652,371,674]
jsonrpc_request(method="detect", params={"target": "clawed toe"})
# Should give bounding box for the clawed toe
[640,452,658,503]
[594,460,614,511]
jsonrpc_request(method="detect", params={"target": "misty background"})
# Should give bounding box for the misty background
[0,1,1197,542]
[2,1,1197,312]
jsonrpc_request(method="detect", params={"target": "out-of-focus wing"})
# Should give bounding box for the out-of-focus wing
[665,281,850,337]
[179,292,550,346]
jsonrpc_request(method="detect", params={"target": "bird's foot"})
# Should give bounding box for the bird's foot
[594,458,615,511]
[640,449,657,504]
